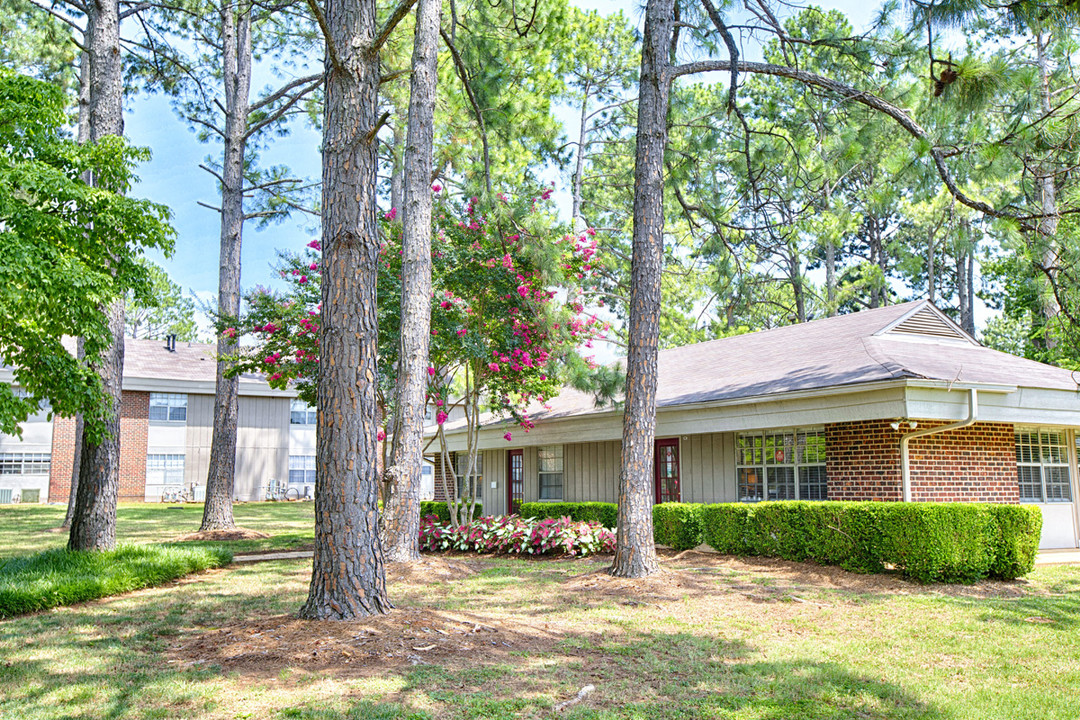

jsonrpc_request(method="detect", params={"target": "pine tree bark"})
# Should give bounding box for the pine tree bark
[382,0,440,563]
[201,2,252,531]
[1034,29,1060,347]
[299,0,392,619]
[68,0,125,552]
[610,0,672,579]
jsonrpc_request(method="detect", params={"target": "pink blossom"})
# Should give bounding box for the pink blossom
[377,430,386,442]
[456,328,466,336]
[309,262,318,271]
[427,367,436,376]
[384,208,398,220]
[432,183,442,192]
[487,362,499,372]
[307,240,321,250]
[222,327,237,339]
[299,275,308,284]
[436,411,448,425]
[503,432,513,442]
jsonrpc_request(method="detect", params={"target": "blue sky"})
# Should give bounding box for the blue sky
[126,0,895,337]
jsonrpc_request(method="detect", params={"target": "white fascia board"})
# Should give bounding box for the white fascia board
[906,385,1080,426]
[121,377,296,398]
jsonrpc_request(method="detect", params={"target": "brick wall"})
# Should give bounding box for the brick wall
[47,391,151,503]
[826,419,1018,503]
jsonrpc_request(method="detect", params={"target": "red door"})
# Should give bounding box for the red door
[655,438,680,504]
[507,449,523,515]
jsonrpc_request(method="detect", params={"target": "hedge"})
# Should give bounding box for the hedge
[653,503,704,550]
[520,501,618,529]
[420,501,482,524]
[696,501,1042,583]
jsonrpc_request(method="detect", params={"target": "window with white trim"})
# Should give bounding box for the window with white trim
[149,393,187,422]
[1016,428,1072,503]
[453,453,483,499]
[147,454,184,485]
[538,445,564,500]
[290,399,316,425]
[289,455,317,486]
[0,453,51,475]
[737,428,827,502]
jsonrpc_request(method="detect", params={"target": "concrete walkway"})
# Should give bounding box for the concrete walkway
[233,551,313,563]
[1034,549,1080,566]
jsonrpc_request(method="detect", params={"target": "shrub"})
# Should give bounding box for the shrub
[698,501,1041,583]
[520,502,618,528]
[653,503,704,550]
[419,514,614,557]
[419,500,482,524]
[0,544,233,618]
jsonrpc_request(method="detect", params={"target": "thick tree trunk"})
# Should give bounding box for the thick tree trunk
[299,0,391,619]
[610,0,672,579]
[68,0,125,552]
[390,122,405,212]
[382,0,439,563]
[1034,29,1060,346]
[927,227,936,304]
[201,3,253,531]
[571,86,589,230]
[964,249,975,336]
[825,239,836,316]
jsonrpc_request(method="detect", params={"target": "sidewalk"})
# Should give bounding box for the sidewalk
[1034,549,1080,566]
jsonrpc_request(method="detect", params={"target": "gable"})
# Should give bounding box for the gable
[877,304,977,345]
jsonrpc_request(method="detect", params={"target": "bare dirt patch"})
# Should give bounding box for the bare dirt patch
[170,527,271,542]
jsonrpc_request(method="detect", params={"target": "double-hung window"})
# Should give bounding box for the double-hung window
[1016,428,1072,503]
[149,393,187,422]
[453,453,483,499]
[147,454,185,485]
[538,445,564,500]
[290,399,317,425]
[737,428,827,501]
[289,455,317,486]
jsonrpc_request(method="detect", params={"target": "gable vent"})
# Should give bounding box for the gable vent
[887,307,969,341]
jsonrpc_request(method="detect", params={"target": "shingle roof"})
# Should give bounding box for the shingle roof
[478,301,1080,426]
[122,338,270,387]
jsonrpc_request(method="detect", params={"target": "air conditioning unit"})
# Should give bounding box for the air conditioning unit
[194,486,206,502]
[0,489,12,504]
[20,489,40,504]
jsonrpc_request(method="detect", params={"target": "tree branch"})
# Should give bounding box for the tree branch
[672,59,1023,227]
[25,0,84,31]
[303,0,344,76]
[440,25,491,193]
[372,0,418,55]
[248,72,323,114]
[244,76,322,140]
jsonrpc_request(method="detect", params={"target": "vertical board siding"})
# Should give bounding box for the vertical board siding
[234,396,290,501]
[482,449,507,516]
[667,433,735,504]
[564,441,620,503]
[184,394,216,489]
[522,446,538,503]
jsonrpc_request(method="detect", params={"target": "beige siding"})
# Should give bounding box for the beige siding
[234,396,290,501]
[564,441,620,503]
[678,432,736,503]
[183,393,216,488]
[522,446,538,503]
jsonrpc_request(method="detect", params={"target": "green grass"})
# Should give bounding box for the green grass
[0,544,232,618]
[0,502,315,558]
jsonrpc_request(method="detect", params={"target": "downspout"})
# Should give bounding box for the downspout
[900,388,979,502]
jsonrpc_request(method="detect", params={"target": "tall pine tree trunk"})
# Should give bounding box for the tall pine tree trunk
[571,85,589,229]
[69,0,126,552]
[382,0,440,563]
[610,0,672,579]
[299,0,391,619]
[201,2,252,531]
[1034,28,1060,347]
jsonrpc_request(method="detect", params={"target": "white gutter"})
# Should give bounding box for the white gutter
[900,388,978,502]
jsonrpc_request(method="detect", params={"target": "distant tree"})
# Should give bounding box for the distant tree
[125,260,199,341]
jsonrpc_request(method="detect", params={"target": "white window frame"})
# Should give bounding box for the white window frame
[149,393,187,422]
[737,427,827,502]
[453,452,483,500]
[288,455,317,486]
[1016,427,1072,504]
[290,399,317,425]
[538,445,564,501]
[147,454,185,486]
[0,453,51,475]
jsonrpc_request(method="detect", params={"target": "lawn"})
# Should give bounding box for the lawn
[0,502,315,558]
[1,521,1079,720]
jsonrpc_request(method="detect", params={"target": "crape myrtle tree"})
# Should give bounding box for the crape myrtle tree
[0,70,173,525]
[231,189,608,539]
[128,0,322,532]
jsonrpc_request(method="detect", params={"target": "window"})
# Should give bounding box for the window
[0,453,51,475]
[290,399,317,425]
[538,445,564,500]
[289,455,317,486]
[1016,428,1072,503]
[146,454,184,485]
[149,393,187,422]
[453,453,483,499]
[737,428,827,502]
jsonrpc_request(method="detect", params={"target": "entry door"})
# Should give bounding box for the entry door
[654,438,680,504]
[507,449,524,515]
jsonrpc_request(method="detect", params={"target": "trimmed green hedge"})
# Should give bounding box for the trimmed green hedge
[697,501,1042,583]
[0,544,233,618]
[520,502,618,528]
[420,501,482,524]
[653,503,704,550]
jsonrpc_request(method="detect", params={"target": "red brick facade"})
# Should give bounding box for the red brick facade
[826,419,1019,503]
[48,391,151,503]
